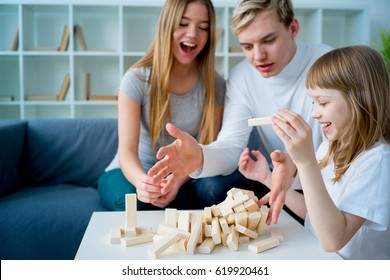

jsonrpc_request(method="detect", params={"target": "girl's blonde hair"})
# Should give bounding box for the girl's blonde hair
[231,0,294,34]
[306,45,390,182]
[130,0,217,150]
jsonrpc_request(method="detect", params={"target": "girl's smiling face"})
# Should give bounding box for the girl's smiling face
[309,87,350,143]
[172,1,209,66]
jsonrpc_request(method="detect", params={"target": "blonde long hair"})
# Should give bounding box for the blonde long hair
[306,45,390,182]
[129,0,217,150]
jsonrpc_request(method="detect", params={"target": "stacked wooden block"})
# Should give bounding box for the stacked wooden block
[109,188,283,258]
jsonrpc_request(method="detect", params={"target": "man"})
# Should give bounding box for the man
[148,0,332,223]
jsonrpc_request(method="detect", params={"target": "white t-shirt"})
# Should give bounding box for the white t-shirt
[305,140,390,259]
[192,42,332,177]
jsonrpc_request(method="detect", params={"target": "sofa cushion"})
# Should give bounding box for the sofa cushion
[0,184,107,260]
[0,120,27,197]
[22,119,118,187]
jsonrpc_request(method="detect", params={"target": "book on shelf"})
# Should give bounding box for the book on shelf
[26,95,58,101]
[88,95,118,101]
[10,27,19,51]
[74,24,88,51]
[28,47,59,51]
[83,72,90,100]
[57,73,70,101]
[59,25,70,51]
[0,95,15,101]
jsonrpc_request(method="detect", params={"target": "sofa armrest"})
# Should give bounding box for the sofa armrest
[0,120,27,197]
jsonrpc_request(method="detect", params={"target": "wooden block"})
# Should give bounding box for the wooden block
[226,213,235,224]
[247,211,261,231]
[198,237,216,254]
[226,225,239,251]
[270,227,284,242]
[248,237,280,253]
[244,199,260,212]
[157,224,190,239]
[219,204,233,217]
[121,232,154,247]
[235,224,258,239]
[124,227,137,237]
[219,217,231,235]
[186,220,202,255]
[190,212,203,244]
[234,212,248,227]
[204,207,212,223]
[238,234,250,244]
[210,205,221,217]
[153,235,187,251]
[257,206,269,235]
[227,194,250,209]
[178,210,190,232]
[57,73,70,101]
[233,203,246,213]
[125,194,137,228]
[164,208,177,227]
[204,224,212,237]
[211,217,222,245]
[248,117,272,126]
[109,228,122,244]
[147,231,182,259]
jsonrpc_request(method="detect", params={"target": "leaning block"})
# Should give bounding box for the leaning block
[235,212,248,227]
[257,206,269,235]
[198,237,216,254]
[219,204,234,217]
[233,204,246,213]
[125,194,137,228]
[238,234,250,244]
[247,211,261,231]
[190,212,203,244]
[219,217,231,235]
[226,225,239,251]
[157,224,190,239]
[235,224,258,239]
[204,207,212,223]
[248,237,280,253]
[153,235,187,251]
[186,220,202,255]
[211,217,222,245]
[147,231,182,259]
[204,224,212,237]
[109,228,122,244]
[210,205,221,217]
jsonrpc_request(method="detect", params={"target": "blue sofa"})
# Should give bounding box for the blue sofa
[0,119,118,260]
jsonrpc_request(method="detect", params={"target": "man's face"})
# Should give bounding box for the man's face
[237,10,298,78]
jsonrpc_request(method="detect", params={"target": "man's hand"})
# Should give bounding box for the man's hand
[148,123,203,187]
[260,150,296,224]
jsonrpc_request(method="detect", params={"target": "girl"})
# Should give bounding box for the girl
[98,0,225,210]
[239,45,390,259]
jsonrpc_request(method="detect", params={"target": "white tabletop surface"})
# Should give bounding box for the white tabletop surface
[75,210,342,260]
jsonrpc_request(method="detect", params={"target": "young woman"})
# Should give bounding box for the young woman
[239,45,390,259]
[98,0,225,210]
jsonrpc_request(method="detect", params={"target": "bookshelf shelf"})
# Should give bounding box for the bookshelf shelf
[0,0,369,120]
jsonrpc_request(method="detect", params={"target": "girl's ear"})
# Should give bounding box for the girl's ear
[290,18,299,38]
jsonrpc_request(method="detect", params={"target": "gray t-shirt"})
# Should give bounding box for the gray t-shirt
[106,67,226,171]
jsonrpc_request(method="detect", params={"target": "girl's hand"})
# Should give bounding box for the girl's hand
[272,109,316,166]
[150,174,183,208]
[238,147,271,187]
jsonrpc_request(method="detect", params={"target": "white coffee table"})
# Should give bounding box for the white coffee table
[75,210,342,260]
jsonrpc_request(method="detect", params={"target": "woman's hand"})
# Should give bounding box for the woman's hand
[238,147,272,187]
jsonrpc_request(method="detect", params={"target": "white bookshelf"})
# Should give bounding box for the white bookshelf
[0,0,369,120]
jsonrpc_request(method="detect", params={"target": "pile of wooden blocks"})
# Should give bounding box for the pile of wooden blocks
[109,188,283,258]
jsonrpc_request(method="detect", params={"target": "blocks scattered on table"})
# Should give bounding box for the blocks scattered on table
[108,187,283,258]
